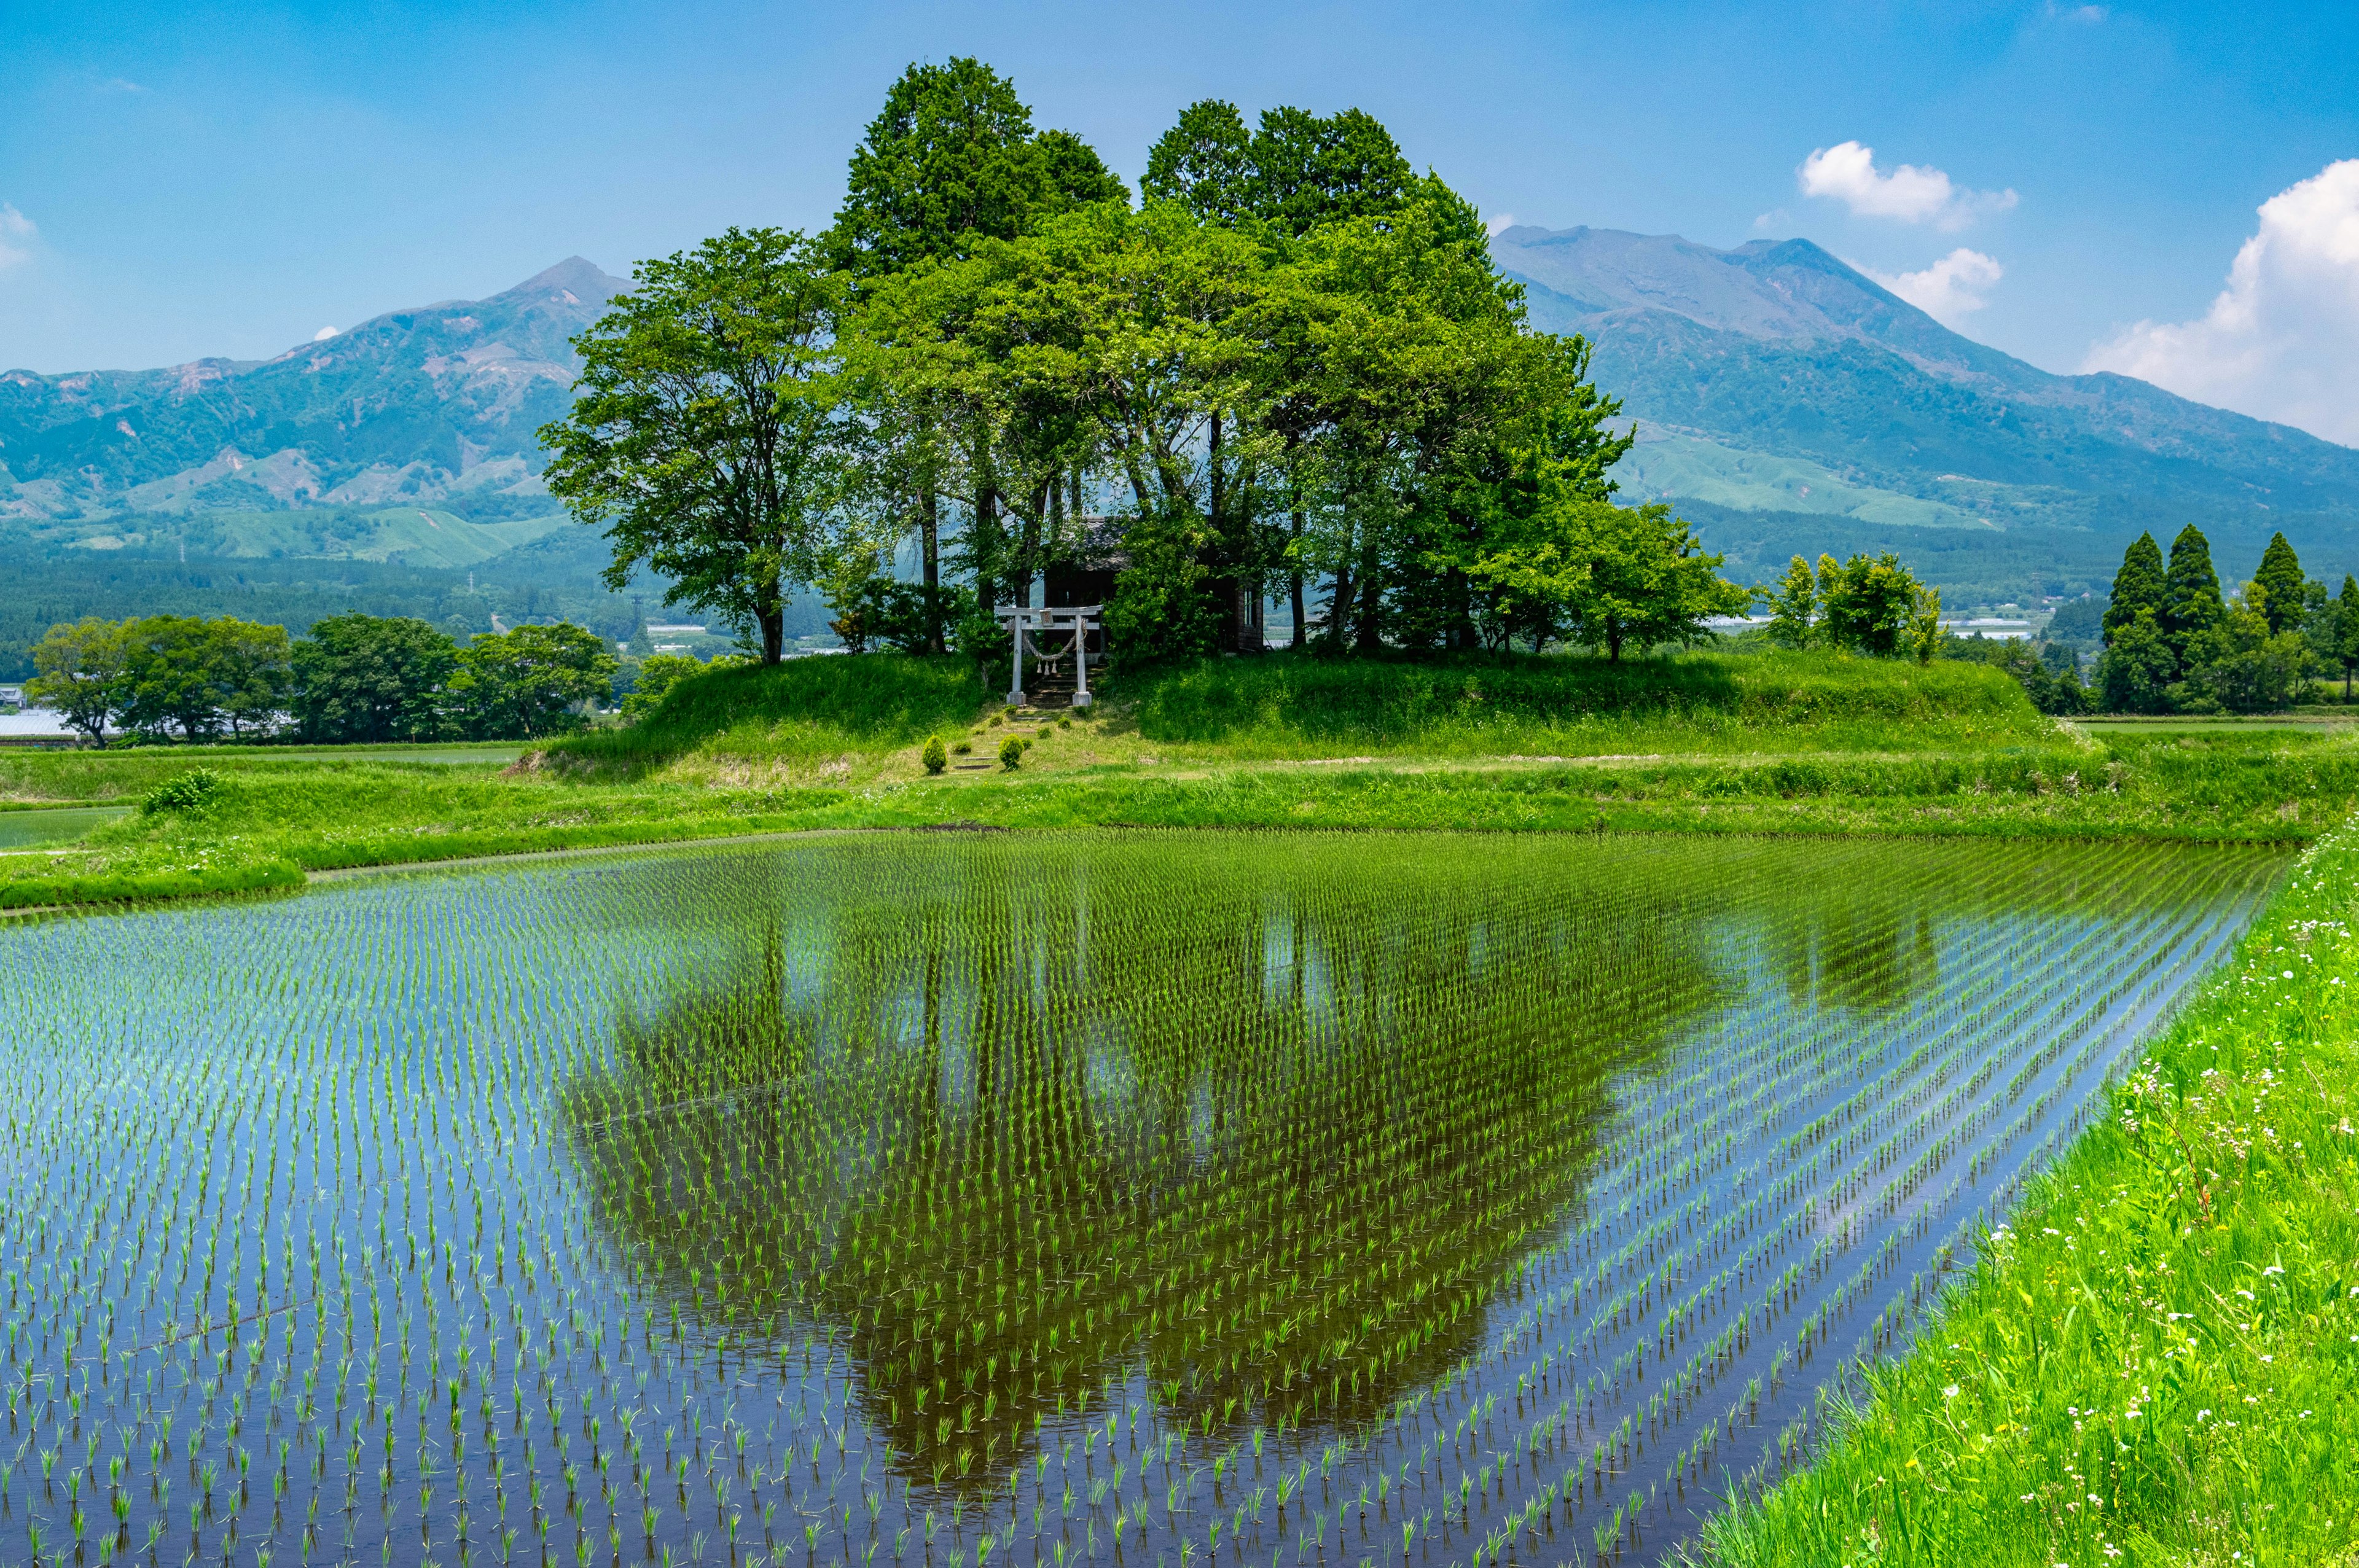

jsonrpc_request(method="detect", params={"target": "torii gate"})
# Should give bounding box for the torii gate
[995,603,1102,709]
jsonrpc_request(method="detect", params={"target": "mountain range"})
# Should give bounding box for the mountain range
[0,257,625,529]
[4,234,2356,628]
[1493,226,2359,599]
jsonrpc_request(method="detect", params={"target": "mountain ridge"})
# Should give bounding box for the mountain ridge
[0,257,628,528]
[1493,225,2359,546]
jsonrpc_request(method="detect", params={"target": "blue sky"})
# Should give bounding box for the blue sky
[4,0,2356,436]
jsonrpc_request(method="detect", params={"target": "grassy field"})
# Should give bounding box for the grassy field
[1698,824,2359,1565]
[6,650,2358,913]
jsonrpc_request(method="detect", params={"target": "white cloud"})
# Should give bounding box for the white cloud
[1864,248,2005,327]
[1485,213,1515,237]
[314,326,340,341]
[1798,141,2018,231]
[2083,160,2359,445]
[0,203,34,271]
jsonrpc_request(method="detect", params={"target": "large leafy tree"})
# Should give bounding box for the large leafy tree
[896,201,1270,664]
[1143,101,1413,238]
[2101,532,2165,646]
[1815,552,1928,658]
[1262,184,1575,652]
[449,623,618,739]
[120,615,232,743]
[24,617,131,747]
[827,59,1127,650]
[1474,496,1743,660]
[826,59,1126,281]
[290,614,458,744]
[213,619,293,738]
[543,228,847,665]
[1762,556,1819,648]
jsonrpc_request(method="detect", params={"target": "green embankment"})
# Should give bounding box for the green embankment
[2,650,2354,916]
[550,653,989,772]
[1127,647,2050,755]
[1701,828,2359,1564]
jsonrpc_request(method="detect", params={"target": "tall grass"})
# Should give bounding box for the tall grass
[1699,824,2359,1565]
[552,652,987,772]
[1125,649,2054,756]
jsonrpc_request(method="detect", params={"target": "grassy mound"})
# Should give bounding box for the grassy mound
[1125,649,2051,755]
[554,653,988,771]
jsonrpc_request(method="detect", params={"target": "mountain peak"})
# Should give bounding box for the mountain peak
[503,256,628,309]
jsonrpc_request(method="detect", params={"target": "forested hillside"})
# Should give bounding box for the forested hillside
[1495,225,2359,597]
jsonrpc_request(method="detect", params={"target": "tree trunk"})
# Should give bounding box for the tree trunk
[921,488,943,655]
[761,604,785,665]
[1289,507,1307,651]
[1355,563,1383,653]
[1606,618,1623,663]
[974,480,1000,623]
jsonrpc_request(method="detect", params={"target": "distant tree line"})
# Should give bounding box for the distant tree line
[2091,527,2357,714]
[540,58,1751,671]
[24,613,617,746]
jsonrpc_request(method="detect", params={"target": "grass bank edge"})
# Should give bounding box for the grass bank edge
[1696,823,2359,1567]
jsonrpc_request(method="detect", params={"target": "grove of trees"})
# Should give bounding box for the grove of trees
[2094,527,2358,714]
[25,613,617,746]
[542,59,1753,671]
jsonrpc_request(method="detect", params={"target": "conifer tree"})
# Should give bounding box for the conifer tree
[2159,524,2226,674]
[2100,532,2165,646]
[2252,531,2307,636]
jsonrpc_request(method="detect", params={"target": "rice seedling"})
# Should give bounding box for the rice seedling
[0,830,2279,1567]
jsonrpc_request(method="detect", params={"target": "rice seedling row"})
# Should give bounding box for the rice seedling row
[0,830,2281,1568]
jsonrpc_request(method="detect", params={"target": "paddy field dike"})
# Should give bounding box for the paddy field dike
[2,649,2355,1566]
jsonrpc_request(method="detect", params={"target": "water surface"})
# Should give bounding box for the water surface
[0,831,2283,1567]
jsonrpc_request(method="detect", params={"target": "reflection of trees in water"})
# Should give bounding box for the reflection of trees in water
[1777,902,1939,1015]
[561,838,1727,1494]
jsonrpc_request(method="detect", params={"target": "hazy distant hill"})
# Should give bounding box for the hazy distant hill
[1497,226,2359,599]
[0,257,625,528]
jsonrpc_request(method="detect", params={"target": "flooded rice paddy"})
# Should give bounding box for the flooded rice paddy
[0,831,2284,1568]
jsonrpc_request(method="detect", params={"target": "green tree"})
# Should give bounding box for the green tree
[24,617,131,747]
[2251,532,2307,636]
[544,228,848,665]
[2184,586,2306,713]
[2100,532,2165,646]
[825,58,1126,281]
[448,622,619,739]
[1139,100,1256,225]
[1909,585,1943,666]
[1566,501,1747,662]
[1815,552,1925,657]
[1761,556,1817,647]
[290,614,458,744]
[212,620,292,738]
[1144,101,1413,239]
[827,58,1127,652]
[2335,575,2359,700]
[619,653,705,723]
[2099,608,2176,713]
[1472,497,1742,661]
[2159,524,2226,674]
[119,615,229,743]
